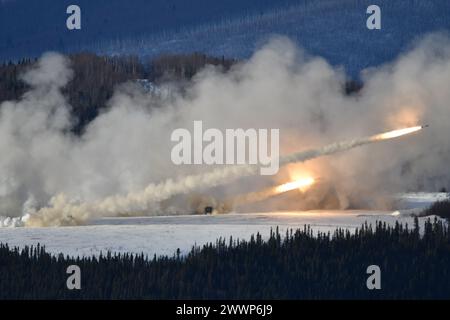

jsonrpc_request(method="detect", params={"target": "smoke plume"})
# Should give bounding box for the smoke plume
[26,127,412,227]
[1,34,450,227]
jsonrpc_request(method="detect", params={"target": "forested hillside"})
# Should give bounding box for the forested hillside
[0,219,449,299]
[1,53,361,133]
[1,1,450,76]
[0,53,236,131]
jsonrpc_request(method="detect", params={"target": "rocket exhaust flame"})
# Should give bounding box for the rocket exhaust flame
[231,177,315,207]
[372,126,423,140]
[25,125,425,227]
[274,177,315,194]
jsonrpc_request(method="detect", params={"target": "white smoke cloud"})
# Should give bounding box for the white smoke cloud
[1,34,450,227]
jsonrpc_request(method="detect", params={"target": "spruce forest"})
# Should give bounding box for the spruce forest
[0,218,449,299]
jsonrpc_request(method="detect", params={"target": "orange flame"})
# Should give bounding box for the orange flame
[274,177,315,194]
[373,126,422,140]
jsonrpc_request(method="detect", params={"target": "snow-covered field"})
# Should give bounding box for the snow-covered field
[0,193,446,258]
[0,210,441,258]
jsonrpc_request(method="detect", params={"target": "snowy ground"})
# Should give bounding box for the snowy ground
[0,193,447,258]
[0,210,442,258]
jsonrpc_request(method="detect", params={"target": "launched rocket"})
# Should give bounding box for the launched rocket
[26,125,427,227]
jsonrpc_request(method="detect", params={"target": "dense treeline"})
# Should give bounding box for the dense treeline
[0,218,449,299]
[151,53,235,80]
[0,52,363,133]
[0,53,236,132]
[423,200,450,220]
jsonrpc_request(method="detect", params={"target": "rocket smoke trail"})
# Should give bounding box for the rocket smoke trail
[280,126,423,166]
[25,126,423,227]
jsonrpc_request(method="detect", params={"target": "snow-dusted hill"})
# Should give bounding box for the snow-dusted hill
[1,0,450,76]
[394,192,449,209]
